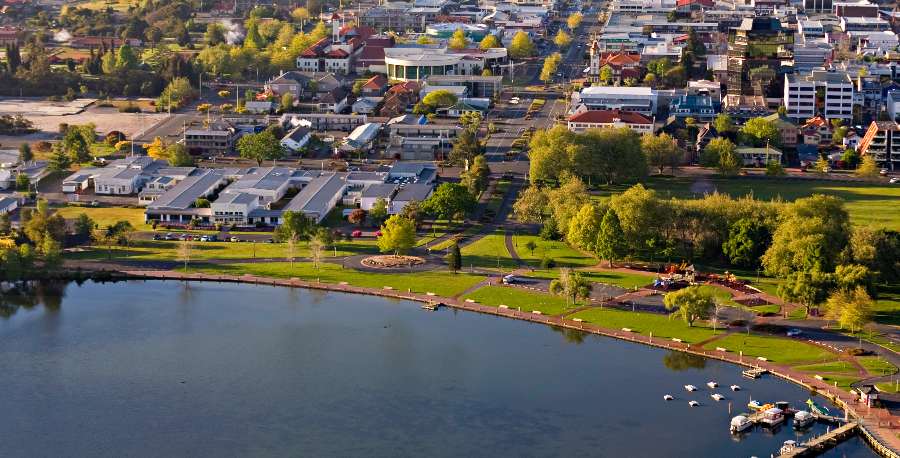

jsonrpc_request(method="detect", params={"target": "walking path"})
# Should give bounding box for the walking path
[113,268,900,455]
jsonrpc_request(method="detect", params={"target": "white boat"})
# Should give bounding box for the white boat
[711,393,725,401]
[760,407,784,426]
[689,400,699,407]
[730,415,753,433]
[664,394,673,401]
[707,381,718,388]
[685,385,698,391]
[780,440,798,454]
[793,410,815,429]
[731,385,741,391]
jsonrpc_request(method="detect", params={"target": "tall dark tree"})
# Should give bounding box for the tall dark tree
[447,243,462,273]
[6,44,21,74]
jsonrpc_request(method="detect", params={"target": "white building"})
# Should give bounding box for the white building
[566,109,654,133]
[572,86,659,116]
[384,46,507,81]
[221,166,295,207]
[784,71,861,123]
[211,192,259,226]
[281,126,312,153]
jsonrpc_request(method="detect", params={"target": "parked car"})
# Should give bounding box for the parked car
[179,234,187,241]
[229,236,239,242]
[90,200,100,207]
[787,329,802,337]
[881,169,890,177]
[152,234,160,240]
[200,235,209,242]
[165,233,174,240]
[266,238,275,243]
[502,275,516,284]
[891,177,900,184]
[208,235,217,242]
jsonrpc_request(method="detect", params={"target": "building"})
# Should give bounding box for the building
[144,170,227,224]
[793,38,834,71]
[585,45,642,85]
[93,156,160,195]
[318,87,348,113]
[295,16,364,74]
[244,101,276,114]
[668,95,719,122]
[784,71,860,123]
[736,146,783,165]
[858,120,900,169]
[68,36,142,49]
[722,94,771,122]
[360,182,433,214]
[566,109,654,133]
[763,112,800,145]
[210,192,259,225]
[727,18,794,98]
[421,75,502,97]
[572,86,659,116]
[341,123,382,152]
[281,172,349,224]
[384,46,507,81]
[801,116,835,144]
[0,196,18,215]
[281,113,368,132]
[281,126,311,154]
[352,98,379,115]
[361,74,390,96]
[840,17,889,33]
[0,26,20,46]
[185,121,239,156]
[221,166,295,207]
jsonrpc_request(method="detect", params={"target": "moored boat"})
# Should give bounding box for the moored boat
[707,381,718,388]
[664,394,673,401]
[685,385,698,391]
[730,415,753,433]
[731,385,740,391]
[689,400,699,407]
[779,440,798,454]
[711,393,725,401]
[793,411,815,429]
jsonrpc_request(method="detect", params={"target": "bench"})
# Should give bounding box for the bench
[716,347,727,352]
[383,286,393,290]
[621,328,632,332]
[465,299,476,303]
[532,311,542,315]
[498,305,508,309]
[426,292,435,296]
[572,318,583,322]
[757,357,767,361]
[672,338,682,343]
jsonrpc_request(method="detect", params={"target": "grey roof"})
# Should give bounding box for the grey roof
[347,123,382,142]
[0,150,20,165]
[283,172,347,214]
[386,114,425,125]
[227,167,293,192]
[346,171,388,182]
[393,183,432,202]
[155,167,195,178]
[283,126,311,143]
[361,183,398,198]
[0,196,17,210]
[96,167,142,181]
[214,192,258,205]
[63,168,98,183]
[388,161,433,176]
[147,170,223,210]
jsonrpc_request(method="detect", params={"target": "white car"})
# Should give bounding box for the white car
[786,329,802,337]
[510,97,520,104]
[891,178,899,183]
[200,235,209,242]
[502,275,516,284]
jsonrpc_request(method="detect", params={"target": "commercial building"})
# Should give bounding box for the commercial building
[185,121,239,156]
[784,71,860,123]
[727,18,794,97]
[566,109,654,133]
[144,170,227,224]
[572,86,659,116]
[384,46,507,81]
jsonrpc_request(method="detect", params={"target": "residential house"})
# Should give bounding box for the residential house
[281,126,312,154]
[244,101,276,114]
[566,109,654,133]
[763,112,800,146]
[319,87,348,113]
[380,82,422,117]
[265,71,315,100]
[447,102,486,118]
[340,123,382,152]
[281,113,368,132]
[696,123,719,153]
[0,196,18,215]
[209,2,237,17]
[352,97,379,115]
[801,116,835,144]
[362,74,390,96]
[736,146,784,166]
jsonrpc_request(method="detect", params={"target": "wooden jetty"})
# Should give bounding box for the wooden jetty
[421,302,441,311]
[743,367,769,378]
[776,423,859,458]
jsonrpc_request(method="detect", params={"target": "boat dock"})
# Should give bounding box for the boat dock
[743,367,769,378]
[775,423,859,458]
[421,302,441,311]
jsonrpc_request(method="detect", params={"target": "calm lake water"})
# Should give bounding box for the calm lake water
[0,280,882,458]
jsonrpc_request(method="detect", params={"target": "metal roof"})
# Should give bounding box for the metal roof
[147,171,224,210]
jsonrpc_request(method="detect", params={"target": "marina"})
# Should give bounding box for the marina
[774,423,860,458]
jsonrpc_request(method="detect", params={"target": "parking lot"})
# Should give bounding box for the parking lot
[0,97,169,141]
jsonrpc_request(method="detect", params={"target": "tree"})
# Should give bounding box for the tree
[722,218,769,267]
[856,155,880,180]
[514,185,548,223]
[448,29,469,50]
[480,34,502,50]
[194,198,211,208]
[422,182,477,223]
[237,131,285,166]
[550,268,592,306]
[570,126,647,185]
[370,197,389,223]
[842,149,861,169]
[527,125,576,184]
[166,143,194,167]
[739,117,781,147]
[60,129,92,164]
[765,159,787,177]
[23,200,66,250]
[598,66,613,84]
[596,208,627,267]
[524,240,538,256]
[642,133,681,174]
[377,215,418,256]
[700,137,742,176]
[308,231,326,269]
[277,210,314,242]
[762,194,851,276]
[447,243,462,273]
[41,237,63,271]
[348,209,366,227]
[667,9,678,22]
[448,127,485,166]
[280,93,294,112]
[778,270,831,314]
[664,286,714,327]
[712,113,735,134]
[567,12,583,30]
[244,23,264,49]
[16,173,29,191]
[74,213,95,236]
[115,43,138,69]
[421,89,458,108]
[826,285,874,337]
[143,136,168,160]
[508,30,534,58]
[554,29,572,47]
[540,53,563,85]
[48,143,72,173]
[18,142,33,163]
[285,235,299,268]
[292,7,311,23]
[176,240,195,270]
[567,203,604,252]
[416,36,436,44]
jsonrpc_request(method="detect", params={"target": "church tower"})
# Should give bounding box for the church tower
[588,41,601,81]
[332,13,342,42]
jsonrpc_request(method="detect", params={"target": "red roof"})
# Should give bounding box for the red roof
[599,52,641,64]
[325,48,349,58]
[676,0,715,6]
[300,37,331,58]
[568,109,653,125]
[211,2,235,10]
[363,75,389,89]
[339,26,377,40]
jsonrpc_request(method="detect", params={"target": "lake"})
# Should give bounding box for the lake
[0,280,882,458]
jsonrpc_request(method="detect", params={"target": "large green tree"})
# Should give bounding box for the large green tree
[422,182,477,223]
[550,268,592,306]
[567,203,604,252]
[664,286,714,327]
[166,143,194,167]
[596,208,627,267]
[479,34,502,50]
[642,132,682,175]
[722,218,770,267]
[762,194,850,276]
[236,131,285,166]
[448,127,485,166]
[377,215,418,256]
[508,30,534,58]
[739,117,781,147]
[700,137,742,176]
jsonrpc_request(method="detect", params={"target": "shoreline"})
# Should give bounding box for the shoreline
[115,269,900,457]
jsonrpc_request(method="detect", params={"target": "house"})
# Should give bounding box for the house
[854,385,879,408]
[446,102,486,118]
[319,87,348,113]
[380,82,422,118]
[281,113,368,132]
[0,196,18,215]
[244,101,276,114]
[362,74,390,96]
[696,123,719,153]
[68,36,142,49]
[843,132,862,151]
[352,97,379,115]
[675,0,715,12]
[265,71,316,100]
[763,112,800,146]
[341,123,382,152]
[209,2,237,16]
[281,126,312,154]
[566,109,654,133]
[736,146,784,166]
[0,26,20,46]
[62,168,97,193]
[801,116,835,144]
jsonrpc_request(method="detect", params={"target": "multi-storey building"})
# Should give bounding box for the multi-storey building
[185,121,239,156]
[859,121,900,169]
[783,71,860,124]
[727,18,794,98]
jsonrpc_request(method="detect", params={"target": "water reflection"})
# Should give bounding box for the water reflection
[663,350,708,372]
[549,325,589,344]
[0,280,69,317]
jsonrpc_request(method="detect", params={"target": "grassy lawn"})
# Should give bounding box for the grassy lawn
[568,307,722,344]
[859,356,899,376]
[876,382,900,393]
[429,223,485,251]
[320,205,355,229]
[416,219,459,247]
[696,285,740,307]
[829,327,900,353]
[460,286,579,316]
[702,333,834,365]
[515,233,597,268]
[790,361,858,374]
[873,284,900,325]
[819,375,863,393]
[177,262,486,298]
[456,228,516,271]
[54,206,149,230]
[526,269,656,290]
[64,239,380,261]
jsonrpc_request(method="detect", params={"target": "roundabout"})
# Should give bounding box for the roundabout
[360,255,426,269]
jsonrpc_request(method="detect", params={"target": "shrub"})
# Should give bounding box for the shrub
[215,222,223,231]
[149,219,158,229]
[58,123,69,133]
[847,348,870,356]
[188,218,202,227]
[229,223,237,231]
[119,102,141,113]
[392,152,401,160]
[750,323,787,334]
[540,256,556,269]
[33,141,52,153]
[255,221,267,228]
[352,230,362,237]
[729,319,748,327]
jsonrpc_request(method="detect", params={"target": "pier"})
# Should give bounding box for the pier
[421,302,441,311]
[743,367,768,378]
[775,423,858,457]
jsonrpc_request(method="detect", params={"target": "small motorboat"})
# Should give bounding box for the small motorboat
[780,440,798,454]
[711,394,725,401]
[731,385,741,391]
[707,381,718,388]
[793,410,815,429]
[689,400,699,407]
[664,394,673,401]
[685,385,698,391]
[748,400,763,409]
[730,415,753,433]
